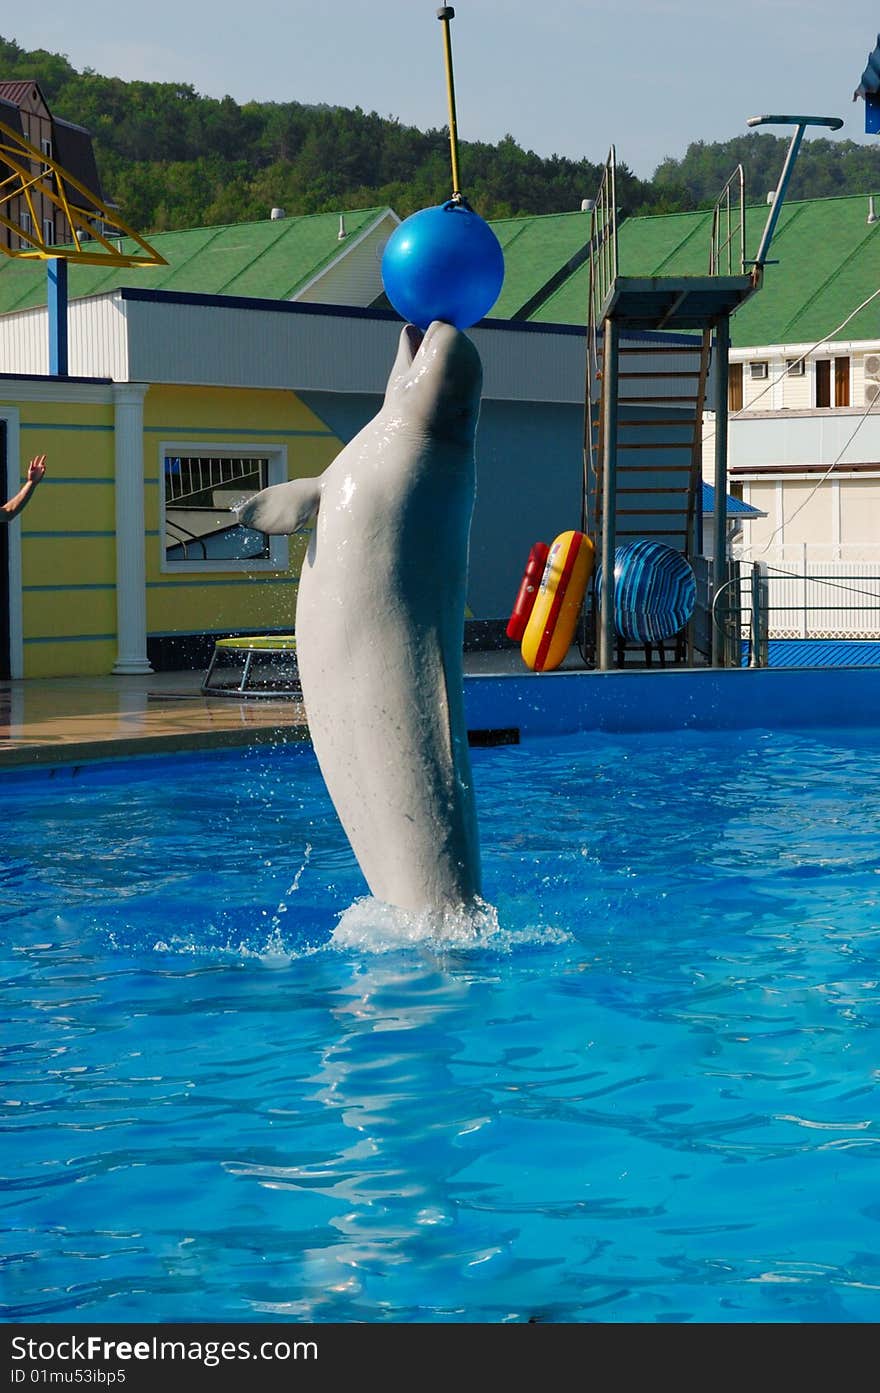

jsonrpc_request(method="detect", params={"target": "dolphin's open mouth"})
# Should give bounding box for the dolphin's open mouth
[402,324,425,366]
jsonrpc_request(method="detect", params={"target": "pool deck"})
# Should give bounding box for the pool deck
[6,649,880,769]
[0,649,588,770]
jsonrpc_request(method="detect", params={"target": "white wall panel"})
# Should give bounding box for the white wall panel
[730,411,880,469]
[123,297,590,403]
[0,307,48,375]
[0,295,129,379]
[67,296,130,379]
[295,214,398,308]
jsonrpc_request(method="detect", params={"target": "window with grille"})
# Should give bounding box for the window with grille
[160,445,288,572]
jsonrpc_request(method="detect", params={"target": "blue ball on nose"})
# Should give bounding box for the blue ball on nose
[381,200,505,331]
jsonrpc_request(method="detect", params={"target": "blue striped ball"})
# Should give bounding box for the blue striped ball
[596,540,696,644]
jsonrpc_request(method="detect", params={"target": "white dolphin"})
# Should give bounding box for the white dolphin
[238,320,483,913]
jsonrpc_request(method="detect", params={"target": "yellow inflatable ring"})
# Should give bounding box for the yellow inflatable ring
[521,529,595,672]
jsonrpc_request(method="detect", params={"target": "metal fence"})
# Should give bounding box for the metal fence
[733,545,880,638]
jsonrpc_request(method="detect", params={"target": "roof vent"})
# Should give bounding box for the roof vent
[869,195,878,225]
[580,198,595,213]
[270,207,285,220]
[766,190,776,205]
[338,214,347,240]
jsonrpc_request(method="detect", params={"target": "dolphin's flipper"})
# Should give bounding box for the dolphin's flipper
[237,477,322,536]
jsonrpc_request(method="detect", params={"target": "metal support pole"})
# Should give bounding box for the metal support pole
[47,257,68,376]
[712,316,730,667]
[598,316,619,670]
[111,383,152,674]
[749,560,769,668]
[436,7,462,200]
[753,125,804,270]
[746,114,843,272]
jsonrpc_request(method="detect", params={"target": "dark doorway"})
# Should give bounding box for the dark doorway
[0,419,9,679]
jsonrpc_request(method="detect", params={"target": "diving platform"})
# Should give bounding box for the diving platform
[594,275,756,334]
[584,116,841,672]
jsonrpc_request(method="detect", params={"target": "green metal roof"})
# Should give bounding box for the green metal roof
[1,192,875,353]
[485,210,591,318]
[526,194,880,346]
[0,207,391,314]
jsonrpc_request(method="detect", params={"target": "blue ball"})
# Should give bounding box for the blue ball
[381,201,505,330]
[596,540,696,644]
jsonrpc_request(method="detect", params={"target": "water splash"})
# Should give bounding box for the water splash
[331,894,573,954]
[262,843,313,963]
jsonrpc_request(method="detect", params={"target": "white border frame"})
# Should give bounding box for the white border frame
[158,440,289,575]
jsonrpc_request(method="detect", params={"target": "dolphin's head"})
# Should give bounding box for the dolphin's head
[383,320,482,446]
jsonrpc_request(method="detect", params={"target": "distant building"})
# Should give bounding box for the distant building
[0,79,104,253]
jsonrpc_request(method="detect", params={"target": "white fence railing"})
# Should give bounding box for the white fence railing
[733,546,880,638]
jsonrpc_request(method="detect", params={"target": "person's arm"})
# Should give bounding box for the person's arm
[1,455,46,522]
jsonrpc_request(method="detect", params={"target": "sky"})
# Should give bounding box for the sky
[8,1,880,180]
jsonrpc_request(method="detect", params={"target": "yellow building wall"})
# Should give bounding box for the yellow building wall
[0,394,117,677]
[3,383,344,678]
[142,384,342,641]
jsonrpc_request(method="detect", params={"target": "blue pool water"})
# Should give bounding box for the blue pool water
[3,725,880,1324]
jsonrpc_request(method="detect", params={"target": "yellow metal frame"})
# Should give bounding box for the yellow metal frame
[437,7,462,200]
[0,116,166,267]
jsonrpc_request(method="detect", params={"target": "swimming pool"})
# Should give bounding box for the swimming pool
[3,717,880,1324]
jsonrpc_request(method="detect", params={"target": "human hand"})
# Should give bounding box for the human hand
[27,455,46,484]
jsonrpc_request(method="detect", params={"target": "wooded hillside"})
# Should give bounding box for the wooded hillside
[2,35,877,232]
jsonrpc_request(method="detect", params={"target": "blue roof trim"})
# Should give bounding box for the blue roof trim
[118,286,409,321]
[0,371,112,385]
[702,481,765,516]
[743,639,880,668]
[115,286,588,336]
[114,287,699,344]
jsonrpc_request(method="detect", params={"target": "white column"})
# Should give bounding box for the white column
[832,478,841,560]
[112,383,152,674]
[771,358,785,411]
[775,480,785,552]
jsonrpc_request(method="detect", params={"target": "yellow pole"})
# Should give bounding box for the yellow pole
[437,7,462,201]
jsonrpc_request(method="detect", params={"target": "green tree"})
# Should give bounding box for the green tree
[2,34,877,236]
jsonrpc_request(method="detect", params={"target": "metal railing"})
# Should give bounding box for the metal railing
[164,519,207,560]
[709,164,745,274]
[582,147,618,577]
[587,146,618,348]
[734,547,880,638]
[583,146,618,518]
[164,455,267,506]
[713,559,880,664]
